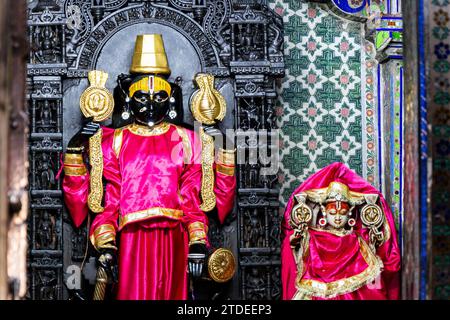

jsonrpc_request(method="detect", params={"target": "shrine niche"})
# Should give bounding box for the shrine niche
[26,0,285,300]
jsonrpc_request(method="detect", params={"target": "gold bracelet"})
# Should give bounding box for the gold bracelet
[217,163,235,176]
[67,147,84,153]
[64,153,84,165]
[217,148,236,166]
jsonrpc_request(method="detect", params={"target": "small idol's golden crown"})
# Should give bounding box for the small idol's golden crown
[130,34,171,75]
[325,181,350,203]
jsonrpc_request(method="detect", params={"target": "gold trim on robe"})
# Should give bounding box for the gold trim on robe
[88,130,105,213]
[174,126,192,164]
[90,224,117,251]
[113,128,124,159]
[119,207,184,229]
[294,236,384,299]
[199,128,216,212]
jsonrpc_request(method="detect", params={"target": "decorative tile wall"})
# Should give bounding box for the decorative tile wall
[426,0,450,300]
[269,0,378,206]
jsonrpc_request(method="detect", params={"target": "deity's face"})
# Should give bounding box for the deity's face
[128,75,172,127]
[325,201,350,229]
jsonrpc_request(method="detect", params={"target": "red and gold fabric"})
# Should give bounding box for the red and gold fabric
[281,162,401,300]
[214,148,236,224]
[62,123,237,300]
[62,153,89,228]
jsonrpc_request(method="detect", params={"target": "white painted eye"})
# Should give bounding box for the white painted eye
[139,107,147,112]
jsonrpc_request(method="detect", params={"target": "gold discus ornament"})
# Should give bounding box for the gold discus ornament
[79,70,115,213]
[207,248,236,283]
[80,70,114,122]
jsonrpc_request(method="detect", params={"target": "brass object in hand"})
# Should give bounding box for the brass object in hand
[79,70,114,122]
[207,248,236,283]
[190,73,226,125]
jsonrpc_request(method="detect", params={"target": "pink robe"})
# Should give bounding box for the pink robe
[62,123,236,300]
[281,162,401,300]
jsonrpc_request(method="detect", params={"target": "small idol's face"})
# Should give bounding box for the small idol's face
[325,202,350,229]
[130,90,170,127]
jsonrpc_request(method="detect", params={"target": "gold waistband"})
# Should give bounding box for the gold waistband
[119,207,184,229]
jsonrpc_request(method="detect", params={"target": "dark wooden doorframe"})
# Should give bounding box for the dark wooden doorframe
[0,0,29,300]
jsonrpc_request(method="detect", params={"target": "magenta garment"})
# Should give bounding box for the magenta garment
[62,123,236,300]
[62,125,236,229]
[117,220,189,300]
[281,162,401,300]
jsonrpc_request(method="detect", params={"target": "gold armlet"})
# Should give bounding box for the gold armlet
[188,222,208,245]
[216,163,235,176]
[217,148,236,166]
[64,165,87,176]
[90,224,117,251]
[64,153,84,165]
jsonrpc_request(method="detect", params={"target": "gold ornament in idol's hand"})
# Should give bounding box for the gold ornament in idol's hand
[207,248,236,283]
[190,73,226,125]
[79,70,114,213]
[130,34,171,75]
[79,70,114,122]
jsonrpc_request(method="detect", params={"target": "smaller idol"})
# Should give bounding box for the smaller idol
[281,162,401,300]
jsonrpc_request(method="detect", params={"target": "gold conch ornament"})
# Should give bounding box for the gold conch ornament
[79,70,114,122]
[190,73,226,125]
[207,248,236,283]
[130,34,171,75]
[79,70,114,213]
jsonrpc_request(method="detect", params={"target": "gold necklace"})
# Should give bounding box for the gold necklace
[127,122,171,136]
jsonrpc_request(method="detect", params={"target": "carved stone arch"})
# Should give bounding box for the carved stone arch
[73,2,222,73]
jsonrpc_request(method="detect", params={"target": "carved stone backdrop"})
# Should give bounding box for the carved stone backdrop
[26,0,285,300]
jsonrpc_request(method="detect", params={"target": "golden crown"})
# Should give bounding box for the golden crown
[130,34,171,75]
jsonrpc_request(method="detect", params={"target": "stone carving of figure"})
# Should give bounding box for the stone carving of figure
[39,153,55,190]
[38,270,57,300]
[71,229,86,260]
[244,209,263,247]
[246,268,265,300]
[35,26,59,64]
[38,211,53,249]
